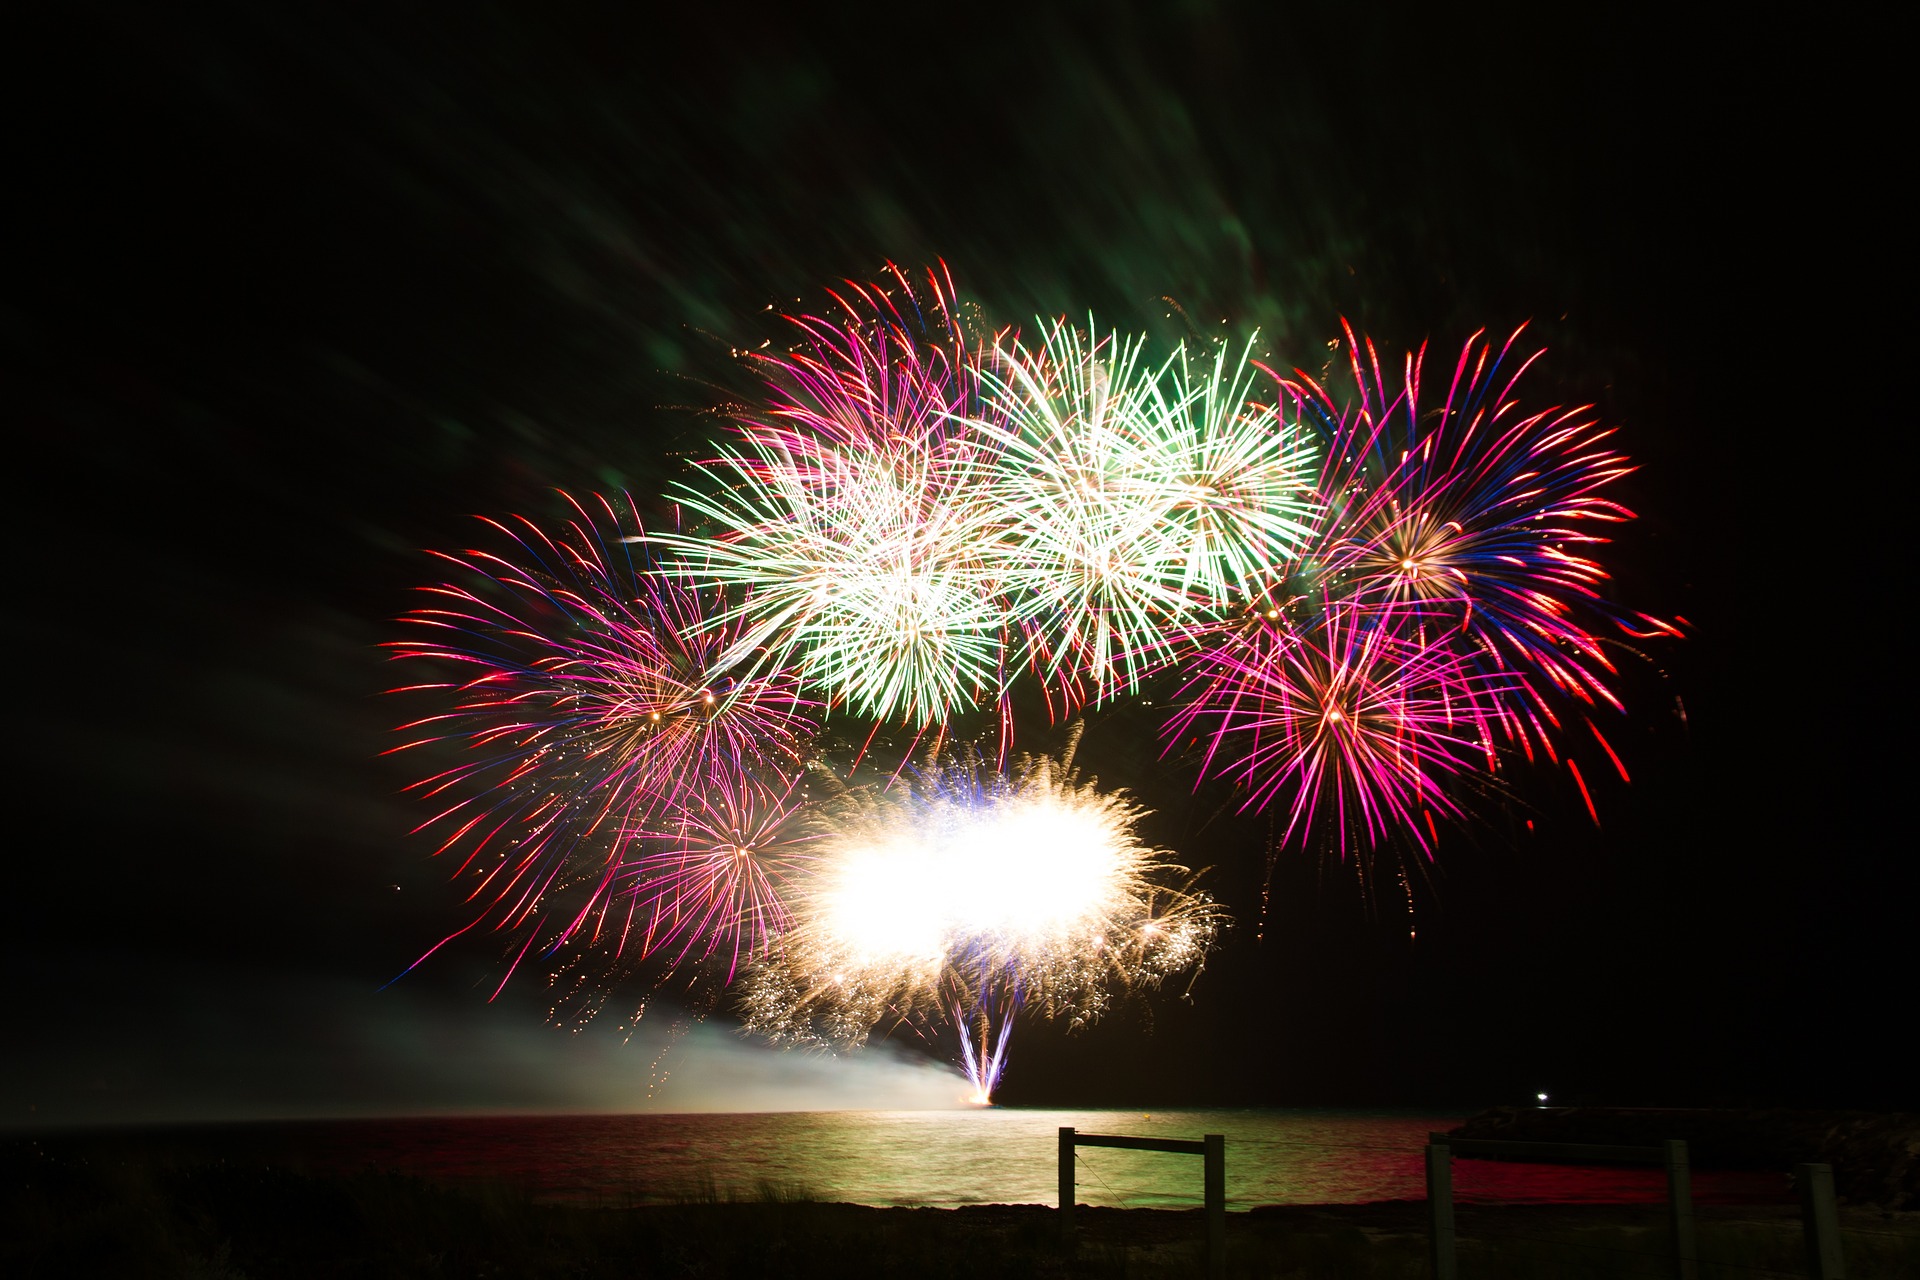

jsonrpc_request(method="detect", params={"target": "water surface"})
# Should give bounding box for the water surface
[29,1109,1793,1209]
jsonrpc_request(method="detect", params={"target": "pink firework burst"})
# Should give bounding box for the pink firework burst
[384,491,817,988]
[1263,323,1681,812]
[613,766,816,982]
[745,261,1000,461]
[1165,595,1508,859]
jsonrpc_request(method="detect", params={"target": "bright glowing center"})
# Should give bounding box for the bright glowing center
[817,795,1124,959]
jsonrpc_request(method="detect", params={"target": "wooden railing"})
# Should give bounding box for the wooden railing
[1426,1134,1693,1280]
[1426,1134,1848,1279]
[1059,1126,1225,1278]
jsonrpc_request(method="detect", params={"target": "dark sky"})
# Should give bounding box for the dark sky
[6,4,1898,1126]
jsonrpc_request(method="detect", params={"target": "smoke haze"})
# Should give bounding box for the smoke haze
[4,957,972,1128]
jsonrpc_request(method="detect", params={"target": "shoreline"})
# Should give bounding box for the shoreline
[12,1123,1920,1275]
[11,1152,1918,1277]
[1447,1105,1920,1211]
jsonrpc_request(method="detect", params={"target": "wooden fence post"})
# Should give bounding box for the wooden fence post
[1797,1162,1845,1279]
[1204,1133,1225,1279]
[1058,1127,1076,1244]
[1664,1139,1698,1280]
[1059,1127,1221,1265]
[1426,1142,1455,1280]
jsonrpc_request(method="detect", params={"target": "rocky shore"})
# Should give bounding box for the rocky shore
[1447,1107,1920,1209]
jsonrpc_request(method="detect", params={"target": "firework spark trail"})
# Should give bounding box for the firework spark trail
[1271,323,1680,774]
[653,267,1018,727]
[384,492,818,983]
[1140,334,1322,601]
[661,441,1011,724]
[969,319,1195,704]
[749,262,997,459]
[738,741,1221,1102]
[1165,594,1509,858]
[966,321,1322,708]
[614,765,816,982]
[953,989,1017,1106]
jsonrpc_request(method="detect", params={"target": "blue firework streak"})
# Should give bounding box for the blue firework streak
[1268,323,1680,812]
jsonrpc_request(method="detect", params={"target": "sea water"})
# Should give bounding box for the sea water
[23,1109,1793,1209]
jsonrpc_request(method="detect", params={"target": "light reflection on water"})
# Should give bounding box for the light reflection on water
[118,1109,1793,1209]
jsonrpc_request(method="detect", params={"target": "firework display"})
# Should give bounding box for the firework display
[1165,594,1505,860]
[969,320,1192,701]
[384,491,817,989]
[1167,322,1679,847]
[388,264,1675,1096]
[617,765,816,981]
[650,266,1014,727]
[973,323,1321,704]
[737,738,1220,1103]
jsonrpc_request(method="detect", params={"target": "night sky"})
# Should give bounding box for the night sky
[7,5,1898,1127]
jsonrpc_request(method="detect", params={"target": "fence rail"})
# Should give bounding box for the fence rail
[1059,1126,1225,1278]
[1428,1135,1696,1279]
[1431,1135,1669,1163]
[1424,1134,1850,1279]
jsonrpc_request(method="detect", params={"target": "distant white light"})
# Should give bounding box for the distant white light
[1536,1091,1550,1103]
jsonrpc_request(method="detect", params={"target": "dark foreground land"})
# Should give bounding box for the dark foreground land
[1450,1108,1920,1211]
[8,1141,1920,1280]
